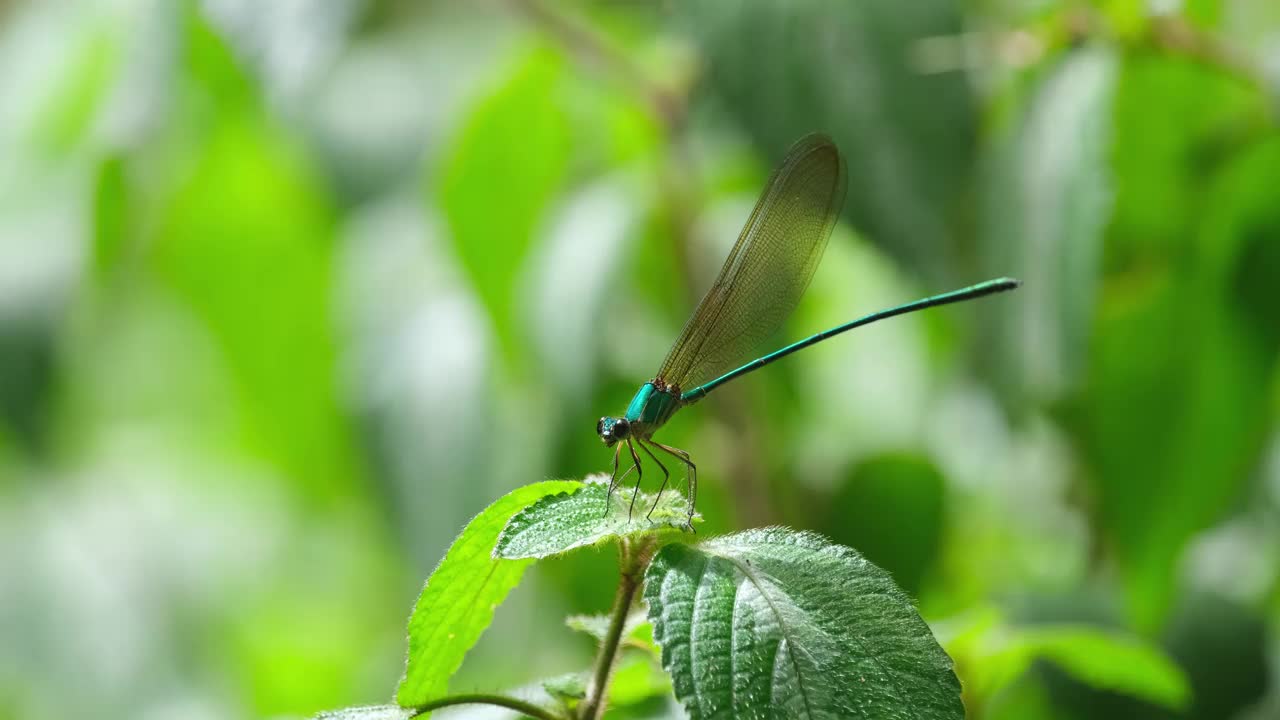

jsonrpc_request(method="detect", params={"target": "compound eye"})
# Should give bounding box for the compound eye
[596,418,606,436]
[615,419,630,434]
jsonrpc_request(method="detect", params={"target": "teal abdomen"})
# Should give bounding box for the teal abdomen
[624,382,681,431]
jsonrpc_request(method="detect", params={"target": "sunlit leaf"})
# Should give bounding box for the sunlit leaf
[645,528,962,719]
[494,476,696,560]
[608,655,672,707]
[397,480,580,707]
[154,11,358,502]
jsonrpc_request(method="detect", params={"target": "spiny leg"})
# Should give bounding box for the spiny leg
[604,444,622,517]
[624,438,644,522]
[651,440,697,531]
[636,440,670,520]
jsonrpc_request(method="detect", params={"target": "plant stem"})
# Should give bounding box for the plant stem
[408,692,563,720]
[578,539,649,720]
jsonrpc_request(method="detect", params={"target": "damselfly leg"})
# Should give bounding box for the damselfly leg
[623,439,644,520]
[651,440,697,530]
[636,440,670,520]
[605,443,640,517]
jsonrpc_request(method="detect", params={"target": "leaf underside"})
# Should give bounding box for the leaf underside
[315,705,412,720]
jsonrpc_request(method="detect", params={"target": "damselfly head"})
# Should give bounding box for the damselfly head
[596,416,630,447]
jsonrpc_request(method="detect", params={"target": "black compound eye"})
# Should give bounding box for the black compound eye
[596,418,605,435]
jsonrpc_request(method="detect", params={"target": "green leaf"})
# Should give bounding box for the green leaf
[91,154,129,277]
[314,706,412,720]
[676,0,975,281]
[154,12,358,504]
[396,480,580,706]
[1080,57,1278,629]
[941,610,1189,711]
[608,656,673,707]
[644,528,962,720]
[493,477,697,560]
[1020,627,1189,710]
[438,45,571,358]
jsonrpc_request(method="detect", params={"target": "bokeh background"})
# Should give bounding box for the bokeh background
[2,1,1279,718]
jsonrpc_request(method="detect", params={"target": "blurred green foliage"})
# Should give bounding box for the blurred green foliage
[1,1,1279,719]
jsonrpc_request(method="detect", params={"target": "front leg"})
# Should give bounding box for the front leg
[624,438,645,521]
[605,444,639,517]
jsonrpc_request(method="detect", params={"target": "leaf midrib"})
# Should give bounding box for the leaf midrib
[705,550,817,720]
[710,546,913,718]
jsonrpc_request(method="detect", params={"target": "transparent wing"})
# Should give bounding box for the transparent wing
[657,134,847,392]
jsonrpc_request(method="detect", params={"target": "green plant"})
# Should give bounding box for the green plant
[317,478,966,719]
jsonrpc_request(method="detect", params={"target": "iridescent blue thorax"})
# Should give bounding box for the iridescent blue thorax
[596,381,683,447]
[624,381,682,430]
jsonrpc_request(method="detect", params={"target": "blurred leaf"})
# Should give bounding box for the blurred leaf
[676,0,975,280]
[526,178,641,404]
[438,45,571,358]
[1107,54,1259,266]
[1164,593,1270,720]
[984,675,1062,720]
[644,528,962,719]
[607,656,672,707]
[183,4,256,112]
[944,611,1188,711]
[397,480,580,707]
[154,14,357,502]
[315,706,413,720]
[30,28,118,157]
[982,46,1117,401]
[825,452,945,595]
[91,155,128,277]
[0,323,54,456]
[1021,628,1189,710]
[1080,59,1279,630]
[543,672,588,702]
[1100,0,1148,39]
[494,476,695,560]
[1226,140,1280,350]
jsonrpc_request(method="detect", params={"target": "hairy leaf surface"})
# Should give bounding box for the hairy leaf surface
[397,480,579,705]
[644,528,962,719]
